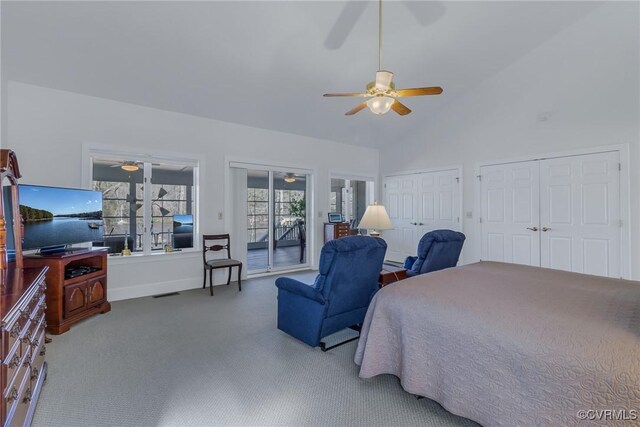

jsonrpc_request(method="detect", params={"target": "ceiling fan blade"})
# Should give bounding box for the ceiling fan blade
[395,87,443,97]
[345,102,368,116]
[391,100,412,116]
[403,1,446,27]
[324,92,369,97]
[324,2,368,50]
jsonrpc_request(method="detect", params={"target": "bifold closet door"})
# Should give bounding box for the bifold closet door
[384,169,461,262]
[416,169,461,240]
[480,161,541,266]
[539,152,621,278]
[384,175,418,262]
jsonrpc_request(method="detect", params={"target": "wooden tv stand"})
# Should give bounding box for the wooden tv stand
[24,248,111,335]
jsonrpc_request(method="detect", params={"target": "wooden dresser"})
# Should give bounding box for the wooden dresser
[0,149,48,426]
[323,222,351,243]
[1,267,48,426]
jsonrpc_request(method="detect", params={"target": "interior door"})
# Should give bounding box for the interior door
[383,175,418,262]
[480,161,540,266]
[539,152,620,277]
[417,169,461,239]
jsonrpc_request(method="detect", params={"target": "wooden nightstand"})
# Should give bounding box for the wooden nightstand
[379,264,408,288]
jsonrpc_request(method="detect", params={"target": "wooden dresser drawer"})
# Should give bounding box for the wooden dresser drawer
[324,222,352,242]
[4,366,31,427]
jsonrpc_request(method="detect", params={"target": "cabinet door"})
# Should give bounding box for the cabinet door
[64,282,88,318]
[87,276,107,307]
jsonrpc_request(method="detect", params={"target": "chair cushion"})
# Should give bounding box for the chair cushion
[206,259,242,268]
[410,230,465,276]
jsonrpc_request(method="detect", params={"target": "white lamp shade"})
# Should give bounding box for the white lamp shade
[358,204,393,231]
[367,96,394,115]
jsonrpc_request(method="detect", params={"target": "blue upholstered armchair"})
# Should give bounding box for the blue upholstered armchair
[404,230,465,277]
[275,236,387,348]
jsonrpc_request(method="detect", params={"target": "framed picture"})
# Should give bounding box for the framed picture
[328,212,343,223]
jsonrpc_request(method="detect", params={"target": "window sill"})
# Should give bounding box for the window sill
[107,248,200,265]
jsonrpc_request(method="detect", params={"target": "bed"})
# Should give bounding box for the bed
[355,261,640,427]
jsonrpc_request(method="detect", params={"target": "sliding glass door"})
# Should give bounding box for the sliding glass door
[245,168,309,274]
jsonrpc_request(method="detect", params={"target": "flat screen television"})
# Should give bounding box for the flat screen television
[172,214,193,249]
[16,184,103,251]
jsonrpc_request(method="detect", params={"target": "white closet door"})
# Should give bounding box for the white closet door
[383,175,418,262]
[539,152,620,277]
[417,169,461,238]
[480,161,540,266]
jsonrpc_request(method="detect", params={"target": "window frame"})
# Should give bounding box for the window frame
[83,144,202,258]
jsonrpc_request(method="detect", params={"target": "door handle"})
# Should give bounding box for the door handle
[526,227,539,232]
[418,222,424,226]
[542,227,551,232]
[410,222,417,225]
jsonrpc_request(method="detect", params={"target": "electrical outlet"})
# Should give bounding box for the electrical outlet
[318,211,323,218]
[465,211,473,219]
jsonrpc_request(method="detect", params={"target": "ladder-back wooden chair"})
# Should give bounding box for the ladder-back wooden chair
[202,234,242,296]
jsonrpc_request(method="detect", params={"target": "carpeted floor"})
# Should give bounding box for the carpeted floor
[32,271,479,427]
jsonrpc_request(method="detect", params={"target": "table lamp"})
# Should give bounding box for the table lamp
[358,202,393,237]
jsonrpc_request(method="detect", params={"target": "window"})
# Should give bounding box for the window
[91,155,198,255]
[247,187,269,243]
[246,187,305,243]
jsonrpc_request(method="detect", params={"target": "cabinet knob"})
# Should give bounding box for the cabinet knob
[22,388,32,403]
[8,353,20,369]
[7,387,18,403]
[10,323,21,338]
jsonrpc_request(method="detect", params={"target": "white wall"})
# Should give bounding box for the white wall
[7,82,379,300]
[379,2,640,278]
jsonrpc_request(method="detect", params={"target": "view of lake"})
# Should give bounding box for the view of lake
[23,217,104,250]
[173,224,193,234]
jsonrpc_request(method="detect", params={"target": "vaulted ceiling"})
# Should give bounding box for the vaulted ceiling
[2,1,602,148]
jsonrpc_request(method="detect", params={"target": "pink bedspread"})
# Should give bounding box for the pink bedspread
[355,261,640,427]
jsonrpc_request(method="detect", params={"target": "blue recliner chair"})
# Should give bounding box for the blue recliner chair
[404,230,465,277]
[275,236,387,349]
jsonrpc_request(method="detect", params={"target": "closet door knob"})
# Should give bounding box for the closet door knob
[410,222,417,225]
[542,227,551,232]
[526,227,539,232]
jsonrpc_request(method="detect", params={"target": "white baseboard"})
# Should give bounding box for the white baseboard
[109,276,205,301]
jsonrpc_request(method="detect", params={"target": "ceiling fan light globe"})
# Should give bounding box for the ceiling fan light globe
[367,96,394,115]
[121,164,139,172]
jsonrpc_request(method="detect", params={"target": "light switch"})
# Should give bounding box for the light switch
[218,212,223,220]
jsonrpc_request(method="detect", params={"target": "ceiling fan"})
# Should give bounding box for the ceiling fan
[110,161,143,172]
[324,0,443,116]
[284,173,305,183]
